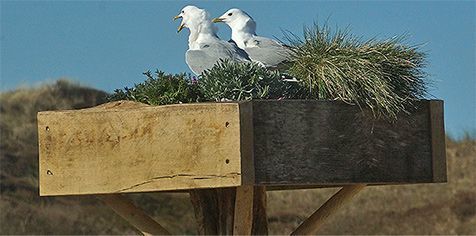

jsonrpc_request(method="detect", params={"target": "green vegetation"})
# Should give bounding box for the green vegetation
[1,80,475,234]
[110,24,428,119]
[108,71,201,105]
[199,60,307,101]
[285,24,428,118]
[109,61,308,105]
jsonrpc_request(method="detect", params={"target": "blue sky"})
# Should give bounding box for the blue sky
[1,0,475,137]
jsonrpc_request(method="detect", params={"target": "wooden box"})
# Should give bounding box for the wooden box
[38,100,446,196]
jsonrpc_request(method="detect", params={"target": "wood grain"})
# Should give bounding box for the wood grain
[252,100,446,185]
[38,101,248,196]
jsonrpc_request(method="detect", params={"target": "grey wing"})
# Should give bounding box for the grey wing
[245,36,292,68]
[185,50,218,75]
[228,39,252,61]
[186,41,251,75]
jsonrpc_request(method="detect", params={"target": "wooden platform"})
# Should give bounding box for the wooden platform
[38,100,446,196]
[37,99,446,235]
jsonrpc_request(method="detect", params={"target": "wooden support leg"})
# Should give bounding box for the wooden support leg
[97,194,171,235]
[291,184,366,235]
[233,186,254,235]
[189,188,220,235]
[189,186,268,235]
[217,188,236,235]
[252,186,268,235]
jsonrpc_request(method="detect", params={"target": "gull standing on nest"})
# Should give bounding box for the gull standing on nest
[174,6,250,75]
[213,8,292,70]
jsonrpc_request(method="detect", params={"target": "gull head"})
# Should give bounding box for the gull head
[174,6,202,33]
[174,5,219,48]
[212,8,256,33]
[174,5,214,33]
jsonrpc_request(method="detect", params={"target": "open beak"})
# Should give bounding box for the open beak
[212,17,224,23]
[177,23,185,33]
[173,15,185,33]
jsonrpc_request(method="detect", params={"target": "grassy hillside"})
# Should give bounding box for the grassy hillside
[0,80,474,234]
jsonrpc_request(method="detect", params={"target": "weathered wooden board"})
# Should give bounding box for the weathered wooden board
[252,100,446,185]
[38,101,253,196]
[38,99,446,196]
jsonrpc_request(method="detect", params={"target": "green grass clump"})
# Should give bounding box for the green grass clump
[108,71,201,105]
[199,60,308,101]
[285,24,428,118]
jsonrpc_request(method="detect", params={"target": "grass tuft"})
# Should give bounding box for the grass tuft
[284,23,428,118]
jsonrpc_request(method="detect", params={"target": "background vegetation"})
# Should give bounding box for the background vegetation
[0,80,474,234]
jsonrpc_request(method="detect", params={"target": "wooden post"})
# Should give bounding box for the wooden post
[233,186,254,235]
[291,184,366,235]
[217,188,236,235]
[252,186,268,235]
[97,194,171,235]
[190,186,268,235]
[189,189,219,235]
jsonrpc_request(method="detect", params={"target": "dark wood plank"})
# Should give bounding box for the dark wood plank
[252,100,444,185]
[239,102,256,186]
[429,101,447,182]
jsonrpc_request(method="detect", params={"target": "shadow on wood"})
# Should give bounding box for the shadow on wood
[190,186,268,235]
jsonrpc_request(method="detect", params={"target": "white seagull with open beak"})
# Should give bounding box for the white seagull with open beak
[174,6,250,75]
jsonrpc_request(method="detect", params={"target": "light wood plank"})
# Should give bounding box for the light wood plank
[233,185,254,235]
[38,101,247,196]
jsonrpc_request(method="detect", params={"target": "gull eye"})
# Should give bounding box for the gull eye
[228,12,232,16]
[181,10,184,13]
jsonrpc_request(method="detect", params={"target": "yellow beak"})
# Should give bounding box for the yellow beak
[174,15,184,33]
[177,23,185,33]
[212,17,224,23]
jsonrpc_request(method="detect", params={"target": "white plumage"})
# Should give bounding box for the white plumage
[213,8,292,69]
[174,6,250,75]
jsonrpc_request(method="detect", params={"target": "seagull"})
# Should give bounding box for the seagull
[212,8,292,69]
[174,6,250,75]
